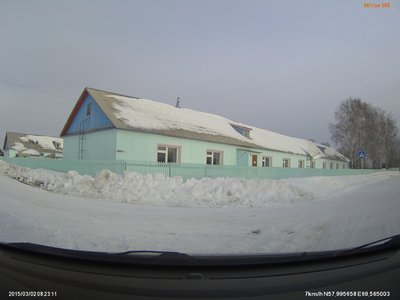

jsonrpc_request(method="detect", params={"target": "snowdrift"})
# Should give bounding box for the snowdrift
[0,160,392,208]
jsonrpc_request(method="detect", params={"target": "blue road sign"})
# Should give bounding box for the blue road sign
[358,150,366,158]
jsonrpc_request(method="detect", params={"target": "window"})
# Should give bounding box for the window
[323,162,327,169]
[330,162,334,169]
[206,150,223,165]
[157,145,180,163]
[343,163,346,169]
[310,161,315,169]
[262,156,272,167]
[86,103,92,116]
[230,124,251,138]
[336,163,339,169]
[283,158,290,168]
[298,160,305,168]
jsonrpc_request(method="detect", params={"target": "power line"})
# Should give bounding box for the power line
[0,79,74,101]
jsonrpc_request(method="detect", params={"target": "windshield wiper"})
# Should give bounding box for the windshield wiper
[1,234,399,267]
[336,234,400,256]
[0,242,192,265]
[110,235,400,265]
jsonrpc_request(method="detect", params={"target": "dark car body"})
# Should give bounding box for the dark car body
[1,235,399,300]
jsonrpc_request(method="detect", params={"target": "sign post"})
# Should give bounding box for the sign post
[358,150,366,169]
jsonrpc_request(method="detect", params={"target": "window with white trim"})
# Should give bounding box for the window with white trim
[283,158,290,168]
[298,160,305,168]
[206,150,223,165]
[262,156,272,167]
[330,162,334,169]
[336,163,339,169]
[323,162,327,169]
[157,145,180,163]
[310,161,316,168]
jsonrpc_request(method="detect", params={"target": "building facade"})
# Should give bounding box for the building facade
[61,88,349,169]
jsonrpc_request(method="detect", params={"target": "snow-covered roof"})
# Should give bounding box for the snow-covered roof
[19,149,41,156]
[62,88,348,161]
[3,132,63,157]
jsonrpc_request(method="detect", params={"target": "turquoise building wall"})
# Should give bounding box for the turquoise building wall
[64,128,347,169]
[258,150,306,168]
[115,129,239,165]
[63,129,117,160]
[314,157,348,169]
[236,150,249,167]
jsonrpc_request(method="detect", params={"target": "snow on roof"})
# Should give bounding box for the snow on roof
[20,149,41,156]
[109,95,248,138]
[103,92,346,160]
[20,135,63,151]
[12,142,26,152]
[109,94,312,155]
[4,132,63,157]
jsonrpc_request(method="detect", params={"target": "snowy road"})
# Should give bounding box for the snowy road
[0,163,399,254]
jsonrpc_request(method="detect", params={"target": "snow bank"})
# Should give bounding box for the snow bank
[0,160,392,208]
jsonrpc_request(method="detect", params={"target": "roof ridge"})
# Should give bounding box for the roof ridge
[85,87,140,100]
[5,131,61,138]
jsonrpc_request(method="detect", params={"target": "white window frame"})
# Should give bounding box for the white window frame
[310,161,316,169]
[206,150,223,165]
[323,162,327,169]
[262,156,272,167]
[283,158,290,168]
[157,144,181,163]
[330,162,334,169]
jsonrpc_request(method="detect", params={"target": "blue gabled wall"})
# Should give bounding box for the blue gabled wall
[66,95,113,135]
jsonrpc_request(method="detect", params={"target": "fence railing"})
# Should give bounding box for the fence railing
[1,157,387,180]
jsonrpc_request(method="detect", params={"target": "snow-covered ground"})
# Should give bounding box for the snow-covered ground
[0,160,399,254]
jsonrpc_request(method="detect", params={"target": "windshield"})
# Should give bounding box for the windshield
[0,0,399,257]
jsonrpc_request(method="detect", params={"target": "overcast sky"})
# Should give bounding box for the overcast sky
[1,0,399,148]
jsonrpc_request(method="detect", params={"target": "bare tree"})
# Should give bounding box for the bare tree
[382,114,400,168]
[329,98,400,169]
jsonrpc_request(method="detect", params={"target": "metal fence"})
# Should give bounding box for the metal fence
[1,157,386,180]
